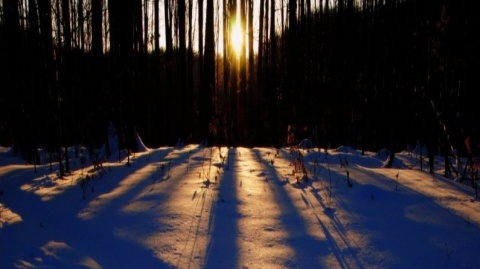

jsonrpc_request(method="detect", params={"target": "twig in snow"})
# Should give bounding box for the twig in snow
[444,243,453,260]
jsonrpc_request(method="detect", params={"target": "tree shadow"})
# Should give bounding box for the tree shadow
[253,148,358,268]
[203,147,241,268]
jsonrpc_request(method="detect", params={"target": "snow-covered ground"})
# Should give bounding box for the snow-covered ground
[1,141,480,269]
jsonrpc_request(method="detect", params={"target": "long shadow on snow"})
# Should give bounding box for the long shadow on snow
[252,148,356,268]
[0,147,179,269]
[203,147,240,269]
[78,146,215,268]
[77,147,175,218]
[66,147,182,268]
[334,165,480,269]
[283,148,372,268]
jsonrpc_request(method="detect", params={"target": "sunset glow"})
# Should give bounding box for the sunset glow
[231,14,243,58]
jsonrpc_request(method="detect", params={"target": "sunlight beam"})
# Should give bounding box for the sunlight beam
[231,11,243,58]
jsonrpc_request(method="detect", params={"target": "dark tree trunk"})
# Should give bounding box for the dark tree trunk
[187,0,194,141]
[61,0,71,173]
[197,0,205,141]
[202,0,215,144]
[26,0,42,164]
[134,0,143,53]
[77,0,85,50]
[62,0,71,51]
[222,0,230,145]
[257,0,264,106]
[228,0,238,144]
[92,0,103,59]
[3,0,30,161]
[248,0,254,83]
[164,0,174,144]
[178,0,187,142]
[109,0,136,161]
[39,0,64,177]
[91,0,105,154]
[143,0,149,53]
[247,0,255,143]
[267,0,277,146]
[154,0,160,54]
[238,0,247,142]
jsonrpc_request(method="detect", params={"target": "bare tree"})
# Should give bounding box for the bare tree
[198,0,204,91]
[143,0,149,52]
[39,0,65,176]
[223,0,230,136]
[202,0,215,143]
[187,0,194,140]
[77,0,85,51]
[3,0,29,161]
[154,0,160,54]
[176,0,188,141]
[257,0,264,98]
[133,0,143,52]
[164,0,174,143]
[238,0,247,140]
[228,0,238,143]
[92,0,102,57]
[61,0,72,173]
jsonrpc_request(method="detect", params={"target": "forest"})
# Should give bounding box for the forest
[0,0,479,164]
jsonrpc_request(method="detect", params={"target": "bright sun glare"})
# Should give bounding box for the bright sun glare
[231,15,243,58]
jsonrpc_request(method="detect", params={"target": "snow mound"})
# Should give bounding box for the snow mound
[336,145,354,153]
[298,139,313,149]
[412,143,428,156]
[377,147,391,158]
[135,132,148,152]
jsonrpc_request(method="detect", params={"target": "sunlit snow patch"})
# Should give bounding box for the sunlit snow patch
[20,174,73,201]
[0,203,22,228]
[41,240,102,269]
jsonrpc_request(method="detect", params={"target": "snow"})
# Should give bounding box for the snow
[1,141,480,269]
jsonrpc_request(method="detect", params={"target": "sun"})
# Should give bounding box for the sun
[231,15,243,58]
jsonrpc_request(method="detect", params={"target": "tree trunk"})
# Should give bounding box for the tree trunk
[143,0,149,53]
[91,0,104,153]
[92,0,103,58]
[178,0,187,141]
[154,0,160,54]
[238,0,247,142]
[198,0,204,79]
[26,0,41,164]
[222,0,230,144]
[39,0,64,177]
[248,0,254,83]
[268,0,277,146]
[229,0,238,144]
[3,0,29,161]
[164,0,174,144]
[247,0,255,143]
[202,0,215,144]
[187,0,194,141]
[62,0,71,51]
[134,0,143,53]
[109,1,136,157]
[78,0,85,51]
[257,0,264,104]
[61,0,71,173]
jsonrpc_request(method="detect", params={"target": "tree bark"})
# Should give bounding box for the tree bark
[77,0,85,50]
[154,0,160,54]
[238,0,247,141]
[178,0,187,141]
[202,0,215,144]
[39,0,64,177]
[164,0,174,143]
